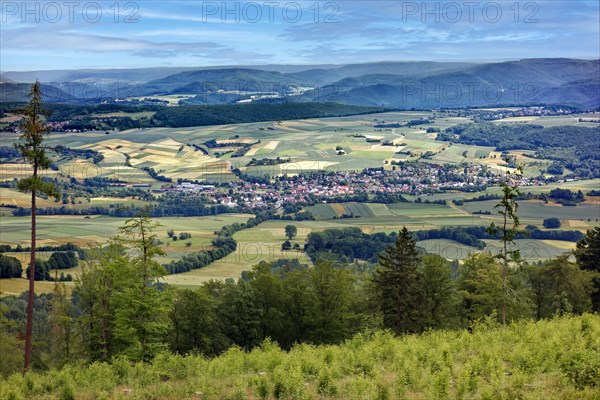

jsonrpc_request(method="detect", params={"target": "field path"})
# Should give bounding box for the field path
[448,203,472,215]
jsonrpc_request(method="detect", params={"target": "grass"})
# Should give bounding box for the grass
[1,314,598,399]
[418,239,478,260]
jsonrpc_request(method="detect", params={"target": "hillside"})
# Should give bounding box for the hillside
[1,315,598,399]
[299,59,600,109]
[3,59,598,108]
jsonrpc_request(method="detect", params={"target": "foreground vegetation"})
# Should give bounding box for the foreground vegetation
[1,315,598,399]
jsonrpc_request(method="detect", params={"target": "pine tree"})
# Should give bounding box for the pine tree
[372,227,423,335]
[15,82,60,371]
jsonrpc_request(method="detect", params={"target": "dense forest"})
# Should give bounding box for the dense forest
[0,102,387,130]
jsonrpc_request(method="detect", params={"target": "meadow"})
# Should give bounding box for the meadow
[1,314,598,399]
[0,214,253,296]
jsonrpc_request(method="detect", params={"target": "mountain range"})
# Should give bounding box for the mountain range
[1,59,598,109]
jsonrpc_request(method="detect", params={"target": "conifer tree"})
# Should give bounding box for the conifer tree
[372,227,423,334]
[15,82,60,370]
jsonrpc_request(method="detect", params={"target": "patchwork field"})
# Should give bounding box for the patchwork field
[2,109,593,184]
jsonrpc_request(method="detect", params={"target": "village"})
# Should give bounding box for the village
[151,162,551,211]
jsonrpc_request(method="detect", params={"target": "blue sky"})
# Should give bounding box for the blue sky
[1,0,599,71]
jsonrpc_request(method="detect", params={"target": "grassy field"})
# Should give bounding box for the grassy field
[460,200,600,225]
[163,220,313,288]
[2,193,596,295]
[1,315,598,399]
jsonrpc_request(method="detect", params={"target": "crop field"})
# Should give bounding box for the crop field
[0,163,60,181]
[400,179,600,204]
[430,143,494,163]
[2,110,598,293]
[2,110,593,184]
[0,201,589,295]
[418,239,478,260]
[90,111,156,119]
[163,220,313,288]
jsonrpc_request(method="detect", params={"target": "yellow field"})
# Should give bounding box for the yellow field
[0,279,73,297]
[540,240,577,251]
[493,116,540,123]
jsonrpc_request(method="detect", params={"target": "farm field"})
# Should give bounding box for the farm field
[304,200,600,232]
[163,220,312,288]
[0,214,253,296]
[0,214,253,248]
[2,110,598,293]
[2,110,594,184]
[401,179,600,204]
[0,201,592,295]
[460,199,600,224]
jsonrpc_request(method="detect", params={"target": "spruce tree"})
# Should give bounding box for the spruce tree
[372,227,423,334]
[574,227,600,311]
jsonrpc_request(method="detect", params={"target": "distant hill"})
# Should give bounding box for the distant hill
[0,82,73,103]
[299,59,600,109]
[288,61,476,84]
[136,68,308,97]
[2,59,598,109]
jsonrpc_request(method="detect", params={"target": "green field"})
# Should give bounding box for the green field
[460,200,600,224]
[2,110,598,293]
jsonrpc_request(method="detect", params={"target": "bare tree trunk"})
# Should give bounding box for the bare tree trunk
[24,188,36,371]
[502,211,508,327]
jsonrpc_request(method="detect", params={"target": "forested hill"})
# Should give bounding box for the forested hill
[437,123,600,178]
[3,59,598,108]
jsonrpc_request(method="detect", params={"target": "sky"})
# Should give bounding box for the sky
[1,0,599,71]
